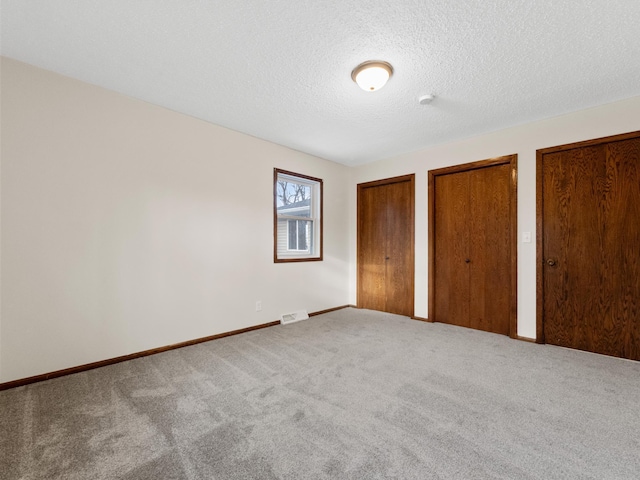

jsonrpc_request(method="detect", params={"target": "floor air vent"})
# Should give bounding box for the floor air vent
[280,310,309,325]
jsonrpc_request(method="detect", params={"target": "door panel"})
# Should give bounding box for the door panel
[385,180,414,316]
[469,164,511,335]
[358,184,387,312]
[434,171,470,327]
[541,135,640,359]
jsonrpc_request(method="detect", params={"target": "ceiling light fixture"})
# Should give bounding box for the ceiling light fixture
[351,61,393,92]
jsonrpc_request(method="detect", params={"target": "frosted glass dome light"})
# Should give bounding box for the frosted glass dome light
[351,61,393,92]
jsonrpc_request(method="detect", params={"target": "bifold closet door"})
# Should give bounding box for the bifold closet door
[358,175,414,317]
[431,157,515,336]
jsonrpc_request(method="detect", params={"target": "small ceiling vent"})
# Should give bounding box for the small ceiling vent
[280,310,309,325]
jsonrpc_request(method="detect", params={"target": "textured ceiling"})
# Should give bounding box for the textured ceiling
[2,1,640,166]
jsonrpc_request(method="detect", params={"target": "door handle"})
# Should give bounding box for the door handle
[546,259,556,267]
[465,259,470,263]
[385,256,390,260]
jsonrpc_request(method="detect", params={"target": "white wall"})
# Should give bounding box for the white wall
[0,57,350,383]
[349,95,640,338]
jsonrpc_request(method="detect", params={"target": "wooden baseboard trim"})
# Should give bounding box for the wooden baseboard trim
[309,305,353,317]
[412,315,431,322]
[0,305,352,392]
[516,335,537,343]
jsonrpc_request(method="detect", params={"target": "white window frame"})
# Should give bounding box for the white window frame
[274,169,323,262]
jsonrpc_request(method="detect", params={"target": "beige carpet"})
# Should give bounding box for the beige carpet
[1,307,639,479]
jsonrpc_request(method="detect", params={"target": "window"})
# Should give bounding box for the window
[274,169,322,262]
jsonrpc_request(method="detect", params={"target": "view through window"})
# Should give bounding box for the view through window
[274,169,323,262]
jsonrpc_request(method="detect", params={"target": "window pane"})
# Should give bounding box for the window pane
[288,219,297,250]
[298,220,307,250]
[276,181,311,218]
[278,198,310,217]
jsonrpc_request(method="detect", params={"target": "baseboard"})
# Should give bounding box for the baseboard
[412,315,431,322]
[516,335,537,343]
[0,305,352,391]
[309,305,354,317]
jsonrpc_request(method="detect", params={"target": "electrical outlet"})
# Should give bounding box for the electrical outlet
[255,301,262,312]
[523,231,532,243]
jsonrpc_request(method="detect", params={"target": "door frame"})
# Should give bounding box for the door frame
[428,155,518,338]
[536,130,640,344]
[357,174,415,317]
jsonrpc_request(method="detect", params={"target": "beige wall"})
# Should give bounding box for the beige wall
[349,95,640,338]
[0,58,350,382]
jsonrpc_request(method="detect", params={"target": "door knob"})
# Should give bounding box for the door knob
[385,256,390,260]
[546,259,556,267]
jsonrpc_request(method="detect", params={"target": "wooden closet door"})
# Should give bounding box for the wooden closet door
[540,134,640,359]
[358,175,415,317]
[430,155,516,337]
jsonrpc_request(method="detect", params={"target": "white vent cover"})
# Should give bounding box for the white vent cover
[280,310,309,325]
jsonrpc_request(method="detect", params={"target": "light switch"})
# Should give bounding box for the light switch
[522,231,532,243]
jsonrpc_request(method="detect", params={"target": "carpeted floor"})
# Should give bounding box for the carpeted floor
[1,307,639,479]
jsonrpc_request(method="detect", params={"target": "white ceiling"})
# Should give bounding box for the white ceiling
[2,1,640,166]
